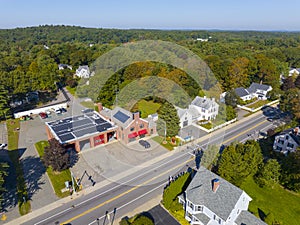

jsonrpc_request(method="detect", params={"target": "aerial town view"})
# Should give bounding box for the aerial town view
[1,1,300,225]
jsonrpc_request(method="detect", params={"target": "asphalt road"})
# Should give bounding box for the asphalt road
[22,112,274,225]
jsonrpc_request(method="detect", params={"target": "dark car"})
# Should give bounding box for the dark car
[39,112,48,119]
[139,140,151,148]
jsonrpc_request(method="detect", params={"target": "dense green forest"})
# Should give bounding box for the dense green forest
[0,25,300,119]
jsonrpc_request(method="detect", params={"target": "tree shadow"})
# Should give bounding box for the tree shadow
[69,149,79,168]
[0,153,18,212]
[20,155,46,201]
[258,208,267,221]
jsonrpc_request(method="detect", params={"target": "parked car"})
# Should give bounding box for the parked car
[39,112,48,119]
[55,109,62,115]
[61,108,67,113]
[139,139,151,148]
[0,143,7,149]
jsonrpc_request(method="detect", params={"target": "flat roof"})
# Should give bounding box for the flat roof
[46,111,116,143]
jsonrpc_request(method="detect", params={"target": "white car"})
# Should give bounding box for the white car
[0,143,7,149]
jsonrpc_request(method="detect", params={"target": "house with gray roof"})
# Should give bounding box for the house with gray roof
[233,83,272,101]
[176,96,219,128]
[273,127,300,155]
[75,65,90,78]
[178,167,267,225]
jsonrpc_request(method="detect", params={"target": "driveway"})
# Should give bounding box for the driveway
[18,118,59,211]
[71,139,169,188]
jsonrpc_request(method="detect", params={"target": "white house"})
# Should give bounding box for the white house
[289,68,300,77]
[176,96,219,128]
[273,127,300,155]
[58,64,72,70]
[189,96,219,121]
[176,107,193,128]
[75,65,90,78]
[233,83,272,101]
[178,167,267,225]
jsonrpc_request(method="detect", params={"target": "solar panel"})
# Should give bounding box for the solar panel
[113,111,130,124]
[48,111,115,143]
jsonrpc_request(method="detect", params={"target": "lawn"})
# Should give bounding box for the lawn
[80,101,95,109]
[152,136,180,151]
[66,86,76,96]
[6,119,31,215]
[35,141,71,198]
[240,176,300,225]
[136,100,161,118]
[246,100,270,109]
[7,119,20,150]
[162,172,192,225]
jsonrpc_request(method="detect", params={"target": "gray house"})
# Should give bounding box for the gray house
[273,127,300,155]
[233,83,272,101]
[178,167,266,225]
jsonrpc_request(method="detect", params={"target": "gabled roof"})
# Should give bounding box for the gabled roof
[234,87,250,97]
[191,96,217,110]
[247,83,271,93]
[185,167,246,221]
[76,65,90,72]
[176,106,188,119]
[235,210,267,225]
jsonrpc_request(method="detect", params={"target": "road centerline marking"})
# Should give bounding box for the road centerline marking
[60,157,194,225]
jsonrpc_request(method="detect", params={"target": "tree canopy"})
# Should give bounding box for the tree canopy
[43,139,70,172]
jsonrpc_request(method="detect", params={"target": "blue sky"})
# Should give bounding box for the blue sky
[1,0,300,30]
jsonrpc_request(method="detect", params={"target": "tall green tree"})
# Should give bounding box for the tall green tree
[158,101,180,137]
[0,84,10,120]
[255,159,281,187]
[217,140,263,186]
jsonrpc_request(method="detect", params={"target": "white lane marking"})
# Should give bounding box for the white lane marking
[87,182,166,225]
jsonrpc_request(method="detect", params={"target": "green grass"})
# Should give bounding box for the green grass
[6,119,31,215]
[152,136,180,150]
[162,172,192,225]
[66,86,76,96]
[200,122,213,130]
[246,100,270,109]
[137,100,161,118]
[7,119,20,150]
[80,101,95,109]
[35,141,71,198]
[240,176,300,225]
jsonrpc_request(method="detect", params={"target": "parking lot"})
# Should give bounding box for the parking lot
[71,138,169,187]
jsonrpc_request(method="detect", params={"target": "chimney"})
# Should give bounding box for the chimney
[97,102,103,113]
[133,112,140,120]
[212,178,220,192]
[294,127,299,135]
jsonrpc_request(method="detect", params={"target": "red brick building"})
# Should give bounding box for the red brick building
[98,104,157,144]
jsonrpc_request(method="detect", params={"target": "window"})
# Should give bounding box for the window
[140,124,144,129]
[196,205,203,212]
[188,201,194,210]
[213,215,216,220]
[286,135,289,140]
[130,127,134,131]
[287,142,294,148]
[219,219,221,224]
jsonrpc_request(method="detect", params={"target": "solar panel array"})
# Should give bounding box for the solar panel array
[113,111,130,124]
[47,111,113,143]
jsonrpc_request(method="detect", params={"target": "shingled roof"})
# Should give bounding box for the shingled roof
[185,167,248,221]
